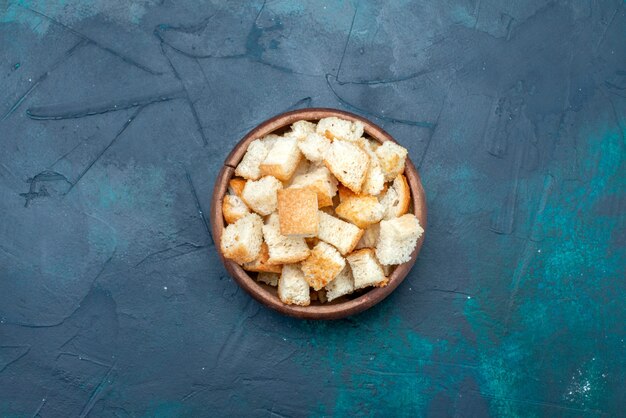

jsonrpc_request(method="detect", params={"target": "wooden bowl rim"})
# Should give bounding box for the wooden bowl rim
[210,108,427,320]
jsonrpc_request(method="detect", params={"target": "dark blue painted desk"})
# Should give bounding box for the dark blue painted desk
[1,1,624,416]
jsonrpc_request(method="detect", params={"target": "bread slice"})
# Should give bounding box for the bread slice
[277,188,319,237]
[376,141,408,181]
[380,174,411,220]
[261,134,282,151]
[241,176,283,216]
[357,138,385,195]
[337,184,357,203]
[242,242,282,273]
[289,165,337,208]
[335,195,384,229]
[376,214,424,265]
[228,178,246,197]
[300,241,346,290]
[324,140,370,193]
[286,120,316,139]
[220,213,263,264]
[317,211,363,255]
[257,272,279,287]
[262,213,310,263]
[355,223,380,249]
[287,158,311,185]
[316,117,364,141]
[297,132,331,163]
[278,263,310,306]
[222,194,250,224]
[347,248,388,289]
[260,137,302,181]
[235,139,269,180]
[325,264,355,301]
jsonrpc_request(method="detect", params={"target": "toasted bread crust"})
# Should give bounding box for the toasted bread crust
[222,195,249,224]
[277,188,318,237]
[243,243,282,273]
[228,178,246,197]
[394,174,411,217]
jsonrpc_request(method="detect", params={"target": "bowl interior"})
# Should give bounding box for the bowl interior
[210,108,426,319]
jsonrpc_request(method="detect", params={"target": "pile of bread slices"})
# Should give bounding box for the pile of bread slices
[220,117,424,306]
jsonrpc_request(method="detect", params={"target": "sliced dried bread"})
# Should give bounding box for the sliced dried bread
[220,213,263,264]
[262,213,310,264]
[278,263,310,306]
[376,214,423,265]
[300,241,346,290]
[347,248,388,289]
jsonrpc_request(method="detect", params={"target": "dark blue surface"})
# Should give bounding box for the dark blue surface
[1,1,625,416]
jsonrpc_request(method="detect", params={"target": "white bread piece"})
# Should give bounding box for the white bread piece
[260,137,302,181]
[298,132,331,163]
[324,140,370,193]
[325,265,355,302]
[357,138,385,195]
[316,117,364,141]
[300,241,346,290]
[347,248,388,289]
[235,139,269,180]
[376,214,424,265]
[257,272,279,286]
[287,158,310,185]
[242,242,282,273]
[335,195,384,229]
[277,188,319,237]
[317,211,363,255]
[380,174,411,220]
[241,176,283,216]
[289,165,337,208]
[285,120,316,139]
[355,223,380,250]
[220,213,263,264]
[278,263,310,306]
[228,178,246,197]
[262,213,310,263]
[376,141,408,181]
[222,194,250,224]
[261,134,282,150]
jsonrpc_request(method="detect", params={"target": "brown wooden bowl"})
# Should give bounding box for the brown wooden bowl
[210,108,426,320]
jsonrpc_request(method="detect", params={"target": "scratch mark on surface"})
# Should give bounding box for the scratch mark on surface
[3,254,114,328]
[326,75,436,128]
[1,39,87,122]
[66,107,143,194]
[56,352,112,368]
[185,169,213,245]
[31,397,46,418]
[181,383,211,401]
[595,6,619,53]
[284,97,312,112]
[17,4,160,75]
[0,345,31,373]
[19,171,71,207]
[416,96,446,169]
[336,6,357,80]
[27,90,183,120]
[78,361,116,418]
[504,174,554,329]
[470,389,603,413]
[490,145,523,235]
[158,43,208,146]
[134,242,207,267]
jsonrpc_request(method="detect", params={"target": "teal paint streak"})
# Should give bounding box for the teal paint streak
[0,0,153,35]
[293,305,462,416]
[462,115,626,416]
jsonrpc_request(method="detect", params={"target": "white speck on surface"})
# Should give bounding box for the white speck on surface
[467,296,471,299]
[28,78,32,82]
[163,286,167,290]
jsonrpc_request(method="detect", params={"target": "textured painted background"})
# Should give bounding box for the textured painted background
[1,0,625,416]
